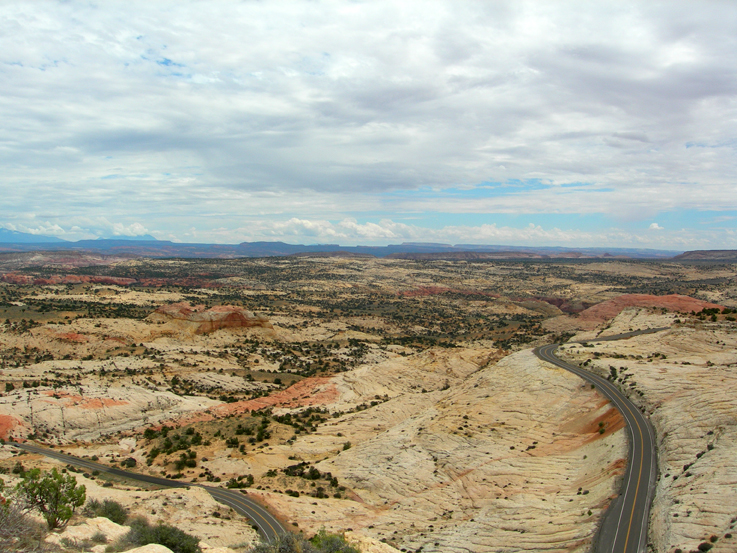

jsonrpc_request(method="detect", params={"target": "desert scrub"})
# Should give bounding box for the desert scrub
[117,517,201,553]
[248,529,359,553]
[83,498,128,524]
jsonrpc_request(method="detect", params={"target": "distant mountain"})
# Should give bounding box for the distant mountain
[0,228,67,244]
[0,239,684,259]
[97,234,158,241]
[672,250,737,261]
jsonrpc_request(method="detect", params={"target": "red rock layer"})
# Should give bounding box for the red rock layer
[578,294,723,323]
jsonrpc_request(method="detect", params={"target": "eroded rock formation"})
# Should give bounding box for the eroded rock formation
[150,302,272,334]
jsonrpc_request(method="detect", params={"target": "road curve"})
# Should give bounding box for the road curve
[534,338,658,553]
[7,441,285,543]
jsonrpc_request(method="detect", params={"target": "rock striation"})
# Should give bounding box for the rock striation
[0,385,219,441]
[150,302,272,334]
[577,294,723,324]
[256,347,628,553]
[560,311,737,553]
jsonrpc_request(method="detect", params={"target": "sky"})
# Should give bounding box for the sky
[1,1,736,250]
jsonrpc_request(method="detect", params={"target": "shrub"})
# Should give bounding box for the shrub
[84,498,128,524]
[247,529,359,553]
[310,528,360,553]
[121,457,137,469]
[16,468,86,530]
[124,517,201,553]
[91,531,108,544]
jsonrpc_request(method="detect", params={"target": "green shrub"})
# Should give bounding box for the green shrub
[310,528,360,553]
[247,529,358,553]
[84,498,128,524]
[124,517,201,553]
[16,468,86,530]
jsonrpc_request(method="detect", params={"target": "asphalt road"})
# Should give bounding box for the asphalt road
[535,333,659,553]
[7,326,665,551]
[7,441,285,543]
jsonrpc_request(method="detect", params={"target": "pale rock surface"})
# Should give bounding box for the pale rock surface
[344,531,401,552]
[0,384,219,441]
[200,542,239,553]
[124,545,174,553]
[261,348,627,553]
[559,310,737,553]
[45,516,129,547]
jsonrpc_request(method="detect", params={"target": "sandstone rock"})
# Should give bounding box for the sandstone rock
[344,531,401,552]
[559,310,737,553]
[151,302,272,334]
[577,293,723,324]
[124,545,174,553]
[199,543,239,553]
[259,348,627,553]
[0,384,219,441]
[45,516,129,547]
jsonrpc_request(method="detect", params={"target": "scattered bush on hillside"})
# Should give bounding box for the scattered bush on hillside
[83,498,128,524]
[121,516,201,553]
[248,529,359,553]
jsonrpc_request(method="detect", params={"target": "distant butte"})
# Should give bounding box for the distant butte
[672,250,737,261]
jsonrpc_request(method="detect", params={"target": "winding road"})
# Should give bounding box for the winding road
[534,329,662,553]
[8,441,285,543]
[8,327,663,551]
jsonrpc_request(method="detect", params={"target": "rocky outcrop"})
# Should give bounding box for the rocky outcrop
[0,272,136,286]
[0,385,219,441]
[45,517,129,549]
[150,302,272,334]
[672,250,737,261]
[578,294,723,323]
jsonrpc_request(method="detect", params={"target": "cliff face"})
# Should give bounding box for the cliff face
[577,294,723,323]
[151,302,272,334]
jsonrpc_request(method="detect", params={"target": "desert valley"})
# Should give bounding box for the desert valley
[0,252,736,553]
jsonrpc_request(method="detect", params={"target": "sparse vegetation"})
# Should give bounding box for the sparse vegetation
[15,468,86,530]
[83,498,128,524]
[247,529,359,553]
[119,516,201,553]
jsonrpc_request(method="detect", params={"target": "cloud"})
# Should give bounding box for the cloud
[0,2,735,247]
[649,223,664,230]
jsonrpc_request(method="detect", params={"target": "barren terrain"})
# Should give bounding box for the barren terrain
[1,254,736,552]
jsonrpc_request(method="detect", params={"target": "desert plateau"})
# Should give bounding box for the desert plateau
[0,253,735,553]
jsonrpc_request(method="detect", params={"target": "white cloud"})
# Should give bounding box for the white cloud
[0,1,735,246]
[649,222,664,230]
[111,222,149,237]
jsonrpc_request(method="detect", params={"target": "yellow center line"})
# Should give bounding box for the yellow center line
[592,371,645,553]
[539,347,649,553]
[206,488,279,537]
[619,398,644,553]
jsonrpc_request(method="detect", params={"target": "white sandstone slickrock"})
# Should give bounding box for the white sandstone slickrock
[260,347,628,553]
[560,309,737,553]
[0,384,219,441]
